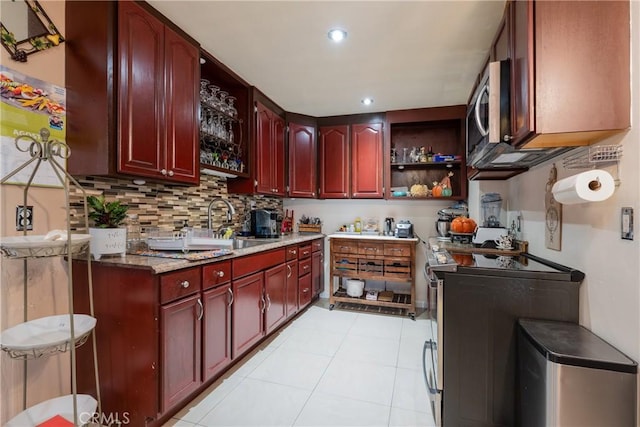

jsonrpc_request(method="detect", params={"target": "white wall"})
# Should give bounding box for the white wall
[284,198,452,307]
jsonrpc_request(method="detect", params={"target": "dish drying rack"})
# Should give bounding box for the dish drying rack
[146,227,233,252]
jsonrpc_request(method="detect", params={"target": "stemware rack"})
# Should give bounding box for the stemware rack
[0,129,101,426]
[199,79,245,176]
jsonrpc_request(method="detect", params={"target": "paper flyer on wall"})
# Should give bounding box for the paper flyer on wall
[0,65,66,187]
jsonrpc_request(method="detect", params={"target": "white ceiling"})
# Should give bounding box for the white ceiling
[148,0,507,117]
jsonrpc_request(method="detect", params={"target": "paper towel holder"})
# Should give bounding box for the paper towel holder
[562,144,622,186]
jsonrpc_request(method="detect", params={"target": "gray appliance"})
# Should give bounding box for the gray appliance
[395,220,413,238]
[518,319,637,427]
[250,209,279,238]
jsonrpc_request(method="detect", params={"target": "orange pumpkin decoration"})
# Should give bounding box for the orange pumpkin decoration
[451,216,478,234]
[432,182,443,197]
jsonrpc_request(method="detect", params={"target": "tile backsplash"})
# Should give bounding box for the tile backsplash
[70,174,282,234]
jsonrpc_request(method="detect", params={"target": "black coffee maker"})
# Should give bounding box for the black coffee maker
[250,209,279,238]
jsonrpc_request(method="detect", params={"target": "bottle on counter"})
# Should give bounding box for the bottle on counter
[126,213,141,252]
[354,217,362,233]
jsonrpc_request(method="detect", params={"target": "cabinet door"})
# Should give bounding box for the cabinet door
[160,293,202,412]
[285,260,299,318]
[164,25,200,185]
[311,250,323,298]
[255,102,273,194]
[351,123,383,198]
[264,264,287,334]
[202,284,232,382]
[117,1,165,179]
[272,115,286,196]
[288,123,317,198]
[319,125,350,198]
[510,0,535,145]
[232,272,265,358]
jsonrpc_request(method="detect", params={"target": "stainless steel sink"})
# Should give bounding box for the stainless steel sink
[232,238,277,249]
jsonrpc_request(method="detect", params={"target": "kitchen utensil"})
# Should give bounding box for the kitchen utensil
[480,192,503,227]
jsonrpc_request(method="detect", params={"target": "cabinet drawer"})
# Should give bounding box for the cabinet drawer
[332,240,358,255]
[285,245,299,261]
[358,259,384,275]
[384,243,412,257]
[202,261,231,290]
[298,244,312,259]
[160,267,201,304]
[233,249,286,279]
[312,239,323,252]
[299,258,312,277]
[299,274,312,308]
[358,241,383,256]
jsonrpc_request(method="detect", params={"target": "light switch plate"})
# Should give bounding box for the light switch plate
[621,207,633,240]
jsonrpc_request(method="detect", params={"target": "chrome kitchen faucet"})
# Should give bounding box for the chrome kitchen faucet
[207,199,236,231]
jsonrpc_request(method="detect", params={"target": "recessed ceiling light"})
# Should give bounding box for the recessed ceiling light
[361,98,374,106]
[328,28,347,43]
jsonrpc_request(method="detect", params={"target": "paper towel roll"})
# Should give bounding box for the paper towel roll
[551,169,615,205]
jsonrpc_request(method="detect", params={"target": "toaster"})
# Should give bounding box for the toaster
[395,220,414,238]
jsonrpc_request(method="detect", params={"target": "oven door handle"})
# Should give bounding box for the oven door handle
[423,339,439,395]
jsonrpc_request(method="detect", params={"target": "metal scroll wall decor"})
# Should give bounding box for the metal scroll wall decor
[545,164,562,251]
[0,0,64,62]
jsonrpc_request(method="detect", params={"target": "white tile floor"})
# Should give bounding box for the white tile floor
[164,301,435,427]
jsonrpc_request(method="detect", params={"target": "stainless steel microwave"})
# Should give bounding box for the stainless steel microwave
[466,59,511,167]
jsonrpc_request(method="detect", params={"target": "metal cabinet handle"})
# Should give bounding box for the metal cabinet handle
[180,280,190,289]
[213,270,224,278]
[503,134,513,142]
[303,250,310,256]
[302,288,309,294]
[474,83,489,137]
[227,288,234,307]
[290,249,297,255]
[266,293,271,311]
[161,169,167,176]
[260,294,266,313]
[287,264,292,278]
[303,265,309,271]
[197,298,204,321]
[168,170,174,177]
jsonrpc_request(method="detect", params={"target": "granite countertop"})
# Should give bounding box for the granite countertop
[86,233,325,274]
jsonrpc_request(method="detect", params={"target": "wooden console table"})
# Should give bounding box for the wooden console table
[328,234,417,319]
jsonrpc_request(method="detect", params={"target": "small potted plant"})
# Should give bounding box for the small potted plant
[87,195,128,260]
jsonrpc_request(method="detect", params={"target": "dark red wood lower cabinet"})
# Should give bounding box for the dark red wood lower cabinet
[286,260,299,318]
[311,250,324,298]
[160,294,202,413]
[202,284,232,382]
[232,272,265,358]
[264,264,287,334]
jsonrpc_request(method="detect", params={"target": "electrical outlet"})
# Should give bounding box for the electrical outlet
[16,205,33,231]
[621,207,633,240]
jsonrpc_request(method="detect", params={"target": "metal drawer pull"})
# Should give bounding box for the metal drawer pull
[227,288,234,307]
[290,249,297,255]
[196,298,204,321]
[303,251,310,256]
[303,265,309,271]
[214,270,224,278]
[180,280,190,289]
[302,288,309,293]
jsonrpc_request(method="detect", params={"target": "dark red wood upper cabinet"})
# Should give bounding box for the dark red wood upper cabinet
[255,101,286,196]
[117,2,165,179]
[350,123,383,198]
[288,123,317,198]
[160,293,202,413]
[319,125,350,198]
[163,26,200,183]
[66,1,200,185]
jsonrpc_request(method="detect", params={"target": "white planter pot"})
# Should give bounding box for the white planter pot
[89,227,127,260]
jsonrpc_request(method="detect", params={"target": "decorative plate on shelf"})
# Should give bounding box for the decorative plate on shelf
[0,314,96,359]
[0,234,91,258]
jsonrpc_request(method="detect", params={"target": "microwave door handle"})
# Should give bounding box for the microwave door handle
[474,84,489,137]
